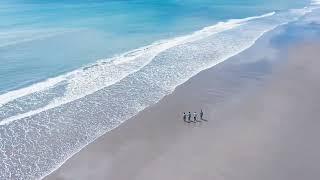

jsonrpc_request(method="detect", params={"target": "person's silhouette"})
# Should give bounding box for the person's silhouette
[188,112,192,122]
[183,112,187,122]
[200,109,204,120]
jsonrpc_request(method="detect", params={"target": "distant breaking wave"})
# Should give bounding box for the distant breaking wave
[0,28,76,48]
[0,5,317,180]
[312,0,320,5]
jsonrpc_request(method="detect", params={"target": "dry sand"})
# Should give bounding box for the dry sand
[46,33,320,179]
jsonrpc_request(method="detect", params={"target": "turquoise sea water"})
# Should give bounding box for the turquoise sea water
[0,0,310,93]
[0,0,319,179]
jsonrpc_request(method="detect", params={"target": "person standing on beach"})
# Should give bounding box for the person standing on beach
[188,112,192,122]
[194,112,198,122]
[183,112,187,122]
[200,109,204,120]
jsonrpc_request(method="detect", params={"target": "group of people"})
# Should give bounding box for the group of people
[183,109,206,123]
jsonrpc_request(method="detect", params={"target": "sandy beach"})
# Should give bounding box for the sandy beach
[46,21,320,180]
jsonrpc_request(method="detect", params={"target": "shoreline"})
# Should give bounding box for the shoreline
[0,10,293,179]
[46,18,320,180]
[41,17,281,180]
[37,13,292,180]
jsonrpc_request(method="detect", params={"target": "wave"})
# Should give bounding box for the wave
[312,0,320,5]
[0,12,275,125]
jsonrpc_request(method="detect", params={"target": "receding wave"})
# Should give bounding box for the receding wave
[0,6,316,180]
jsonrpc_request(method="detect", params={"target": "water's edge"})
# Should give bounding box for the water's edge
[40,21,284,180]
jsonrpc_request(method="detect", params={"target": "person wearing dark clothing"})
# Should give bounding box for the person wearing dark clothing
[183,112,187,122]
[200,109,204,120]
[193,112,198,122]
[188,112,192,122]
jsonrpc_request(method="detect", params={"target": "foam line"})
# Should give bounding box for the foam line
[0,76,66,108]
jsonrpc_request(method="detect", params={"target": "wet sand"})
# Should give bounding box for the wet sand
[46,25,320,180]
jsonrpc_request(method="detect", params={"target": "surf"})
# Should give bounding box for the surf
[0,12,275,125]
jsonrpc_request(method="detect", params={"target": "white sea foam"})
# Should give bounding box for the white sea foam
[0,12,275,125]
[0,76,66,107]
[311,0,320,5]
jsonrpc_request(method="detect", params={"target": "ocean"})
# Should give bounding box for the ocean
[0,0,318,179]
